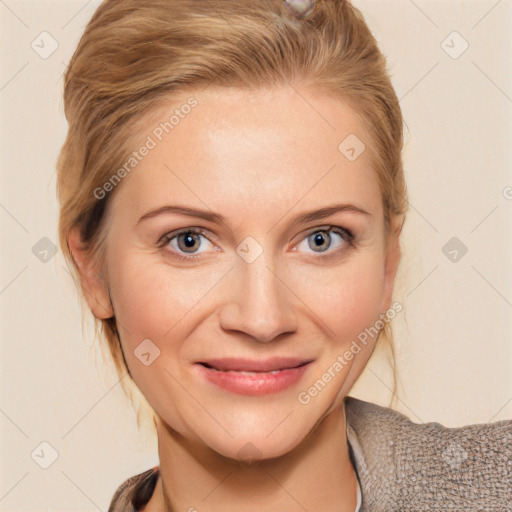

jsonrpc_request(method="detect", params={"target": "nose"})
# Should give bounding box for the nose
[218,252,298,343]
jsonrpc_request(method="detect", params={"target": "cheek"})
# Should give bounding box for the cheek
[110,244,386,345]
[109,252,217,340]
[300,253,386,341]
[107,254,207,400]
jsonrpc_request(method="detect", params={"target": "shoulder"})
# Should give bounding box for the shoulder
[108,466,158,512]
[344,396,512,511]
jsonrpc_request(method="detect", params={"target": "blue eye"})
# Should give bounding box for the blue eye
[158,225,354,262]
[159,228,216,261]
[296,227,353,256]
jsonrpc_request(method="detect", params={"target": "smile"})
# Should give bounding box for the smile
[194,357,313,395]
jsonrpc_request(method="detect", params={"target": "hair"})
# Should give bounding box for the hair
[56,0,408,436]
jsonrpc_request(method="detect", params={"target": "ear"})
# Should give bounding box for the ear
[67,226,114,320]
[380,216,404,313]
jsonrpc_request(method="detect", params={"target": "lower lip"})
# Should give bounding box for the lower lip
[194,363,311,396]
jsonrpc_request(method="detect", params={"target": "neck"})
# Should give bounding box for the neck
[152,402,358,512]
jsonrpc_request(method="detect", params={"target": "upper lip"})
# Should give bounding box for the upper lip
[197,357,313,372]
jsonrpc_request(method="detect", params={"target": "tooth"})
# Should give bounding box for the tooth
[222,369,283,375]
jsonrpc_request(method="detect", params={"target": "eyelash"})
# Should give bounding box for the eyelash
[157,226,355,263]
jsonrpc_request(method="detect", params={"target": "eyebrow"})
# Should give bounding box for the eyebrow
[136,203,371,227]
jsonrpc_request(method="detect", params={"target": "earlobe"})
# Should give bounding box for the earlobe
[67,226,114,320]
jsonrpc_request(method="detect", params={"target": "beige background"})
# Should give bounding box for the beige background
[1,0,511,510]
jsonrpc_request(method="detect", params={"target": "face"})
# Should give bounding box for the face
[75,86,400,461]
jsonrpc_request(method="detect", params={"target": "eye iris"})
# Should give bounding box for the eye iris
[178,232,200,252]
[309,231,331,252]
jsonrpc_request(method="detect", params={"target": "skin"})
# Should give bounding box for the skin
[68,85,402,511]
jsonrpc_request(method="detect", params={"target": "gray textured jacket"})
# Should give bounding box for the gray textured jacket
[108,396,512,511]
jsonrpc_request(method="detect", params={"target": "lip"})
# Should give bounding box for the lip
[193,357,313,396]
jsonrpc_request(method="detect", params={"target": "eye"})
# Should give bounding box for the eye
[157,225,354,262]
[295,226,354,256]
[158,228,217,260]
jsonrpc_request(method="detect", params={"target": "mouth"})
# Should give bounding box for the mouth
[197,357,312,372]
[193,357,314,395]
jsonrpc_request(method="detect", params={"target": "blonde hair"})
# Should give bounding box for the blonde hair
[57,0,408,434]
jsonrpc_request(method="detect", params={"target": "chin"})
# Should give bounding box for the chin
[191,405,326,463]
[208,431,305,463]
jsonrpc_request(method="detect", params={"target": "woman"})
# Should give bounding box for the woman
[56,0,511,510]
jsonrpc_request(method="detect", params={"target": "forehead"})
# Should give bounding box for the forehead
[108,85,381,224]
